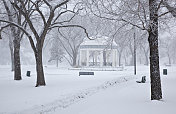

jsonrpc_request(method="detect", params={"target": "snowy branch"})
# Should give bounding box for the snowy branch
[50,25,91,40]
[0,19,37,53]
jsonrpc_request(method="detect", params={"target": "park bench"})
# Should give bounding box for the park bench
[79,72,94,76]
[136,76,146,83]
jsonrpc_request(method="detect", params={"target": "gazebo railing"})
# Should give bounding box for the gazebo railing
[81,62,87,66]
[104,62,112,66]
[89,62,100,66]
[81,62,112,67]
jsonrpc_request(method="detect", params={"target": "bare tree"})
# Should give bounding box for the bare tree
[138,32,149,65]
[84,0,170,100]
[0,1,14,69]
[58,26,85,67]
[162,0,176,18]
[113,27,129,66]
[148,0,162,100]
[48,36,65,67]
[1,0,26,80]
[0,0,89,87]
[160,35,175,65]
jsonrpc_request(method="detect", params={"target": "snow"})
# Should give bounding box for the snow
[0,65,176,114]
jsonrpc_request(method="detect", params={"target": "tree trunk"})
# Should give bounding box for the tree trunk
[72,52,78,67]
[35,45,46,87]
[168,57,171,65]
[124,54,127,66]
[129,46,134,66]
[72,57,77,67]
[13,40,21,80]
[166,52,171,65]
[144,51,149,65]
[9,40,14,71]
[56,59,59,68]
[10,49,15,71]
[141,45,149,65]
[130,55,134,66]
[149,0,162,100]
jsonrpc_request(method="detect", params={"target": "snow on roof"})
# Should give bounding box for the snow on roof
[80,35,117,46]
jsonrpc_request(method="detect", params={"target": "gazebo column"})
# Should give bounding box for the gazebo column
[100,50,103,67]
[95,51,97,66]
[86,50,89,67]
[113,50,117,67]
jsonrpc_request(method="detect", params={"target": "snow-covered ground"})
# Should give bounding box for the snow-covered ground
[0,65,176,114]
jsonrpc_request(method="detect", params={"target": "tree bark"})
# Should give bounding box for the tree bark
[72,56,77,67]
[35,44,46,87]
[72,52,78,67]
[149,0,162,100]
[144,49,149,65]
[166,52,171,65]
[141,46,149,65]
[13,39,21,80]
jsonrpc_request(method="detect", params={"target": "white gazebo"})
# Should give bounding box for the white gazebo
[79,36,118,67]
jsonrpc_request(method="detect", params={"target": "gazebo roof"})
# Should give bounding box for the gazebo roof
[80,35,117,49]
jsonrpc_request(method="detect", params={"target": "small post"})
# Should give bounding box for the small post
[26,71,31,77]
[163,69,167,75]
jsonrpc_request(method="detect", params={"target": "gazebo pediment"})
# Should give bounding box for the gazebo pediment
[80,45,118,49]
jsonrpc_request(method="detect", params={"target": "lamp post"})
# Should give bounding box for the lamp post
[134,29,137,75]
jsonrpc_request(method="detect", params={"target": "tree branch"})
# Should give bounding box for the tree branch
[121,19,146,30]
[0,24,11,39]
[49,24,91,40]
[0,19,37,53]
